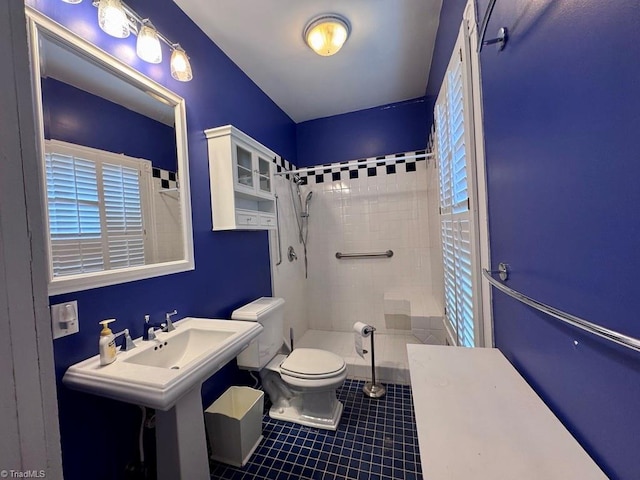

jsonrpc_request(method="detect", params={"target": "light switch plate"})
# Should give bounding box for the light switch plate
[51,300,79,339]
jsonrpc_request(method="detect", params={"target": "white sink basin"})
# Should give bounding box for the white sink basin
[63,317,262,410]
[123,329,235,369]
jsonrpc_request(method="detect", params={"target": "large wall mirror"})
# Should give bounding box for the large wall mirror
[26,8,194,295]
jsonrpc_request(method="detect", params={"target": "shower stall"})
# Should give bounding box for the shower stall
[270,151,445,385]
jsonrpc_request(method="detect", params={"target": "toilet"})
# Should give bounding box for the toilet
[233,297,347,431]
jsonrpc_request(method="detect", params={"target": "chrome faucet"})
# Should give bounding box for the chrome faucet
[142,311,177,341]
[143,314,164,341]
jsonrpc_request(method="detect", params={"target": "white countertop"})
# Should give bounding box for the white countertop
[407,345,607,479]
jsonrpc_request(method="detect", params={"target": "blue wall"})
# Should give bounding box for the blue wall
[42,78,177,171]
[296,97,428,167]
[424,0,468,128]
[476,0,640,478]
[31,0,640,478]
[30,0,296,478]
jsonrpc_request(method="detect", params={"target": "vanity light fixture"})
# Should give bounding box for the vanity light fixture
[170,45,193,82]
[88,0,193,80]
[304,14,351,57]
[137,20,162,64]
[97,0,130,39]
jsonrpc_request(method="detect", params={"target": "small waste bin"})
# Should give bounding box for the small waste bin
[205,386,264,467]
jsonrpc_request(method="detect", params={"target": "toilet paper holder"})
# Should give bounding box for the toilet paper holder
[361,325,386,399]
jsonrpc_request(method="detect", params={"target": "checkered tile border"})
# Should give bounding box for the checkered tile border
[152,167,178,189]
[274,150,428,186]
[273,155,294,175]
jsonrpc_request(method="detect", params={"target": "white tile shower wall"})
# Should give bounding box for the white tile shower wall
[269,166,308,344]
[152,172,182,263]
[427,159,444,313]
[304,154,441,334]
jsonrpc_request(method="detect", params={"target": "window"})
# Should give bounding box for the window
[436,24,480,347]
[44,140,152,278]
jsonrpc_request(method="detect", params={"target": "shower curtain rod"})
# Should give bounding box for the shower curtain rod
[274,152,434,177]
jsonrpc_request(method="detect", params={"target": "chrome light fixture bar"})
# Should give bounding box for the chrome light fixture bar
[87,0,193,80]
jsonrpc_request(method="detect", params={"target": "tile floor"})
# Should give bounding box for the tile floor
[296,330,423,385]
[210,379,423,480]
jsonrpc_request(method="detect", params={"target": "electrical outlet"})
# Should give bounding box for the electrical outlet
[51,301,79,339]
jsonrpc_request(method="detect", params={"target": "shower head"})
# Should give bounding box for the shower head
[292,174,304,185]
[303,191,313,217]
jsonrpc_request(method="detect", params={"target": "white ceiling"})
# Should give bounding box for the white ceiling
[173,0,443,123]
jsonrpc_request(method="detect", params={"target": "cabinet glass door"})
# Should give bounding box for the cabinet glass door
[236,145,254,189]
[257,156,271,194]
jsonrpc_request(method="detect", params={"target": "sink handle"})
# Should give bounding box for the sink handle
[121,329,136,351]
[165,310,178,332]
[147,327,157,341]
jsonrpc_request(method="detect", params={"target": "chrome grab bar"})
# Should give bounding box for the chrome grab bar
[482,268,640,353]
[274,194,282,266]
[335,250,394,259]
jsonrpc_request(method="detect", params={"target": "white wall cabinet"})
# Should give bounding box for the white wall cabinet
[205,125,277,231]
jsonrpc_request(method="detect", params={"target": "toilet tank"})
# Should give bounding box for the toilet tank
[232,297,285,371]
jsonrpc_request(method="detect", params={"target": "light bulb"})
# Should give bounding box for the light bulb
[98,0,130,39]
[137,22,162,64]
[171,46,192,82]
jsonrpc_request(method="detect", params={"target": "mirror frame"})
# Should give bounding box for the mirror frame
[26,7,195,296]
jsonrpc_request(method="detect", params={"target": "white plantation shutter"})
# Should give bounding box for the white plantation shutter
[103,163,145,268]
[46,152,104,275]
[44,141,150,277]
[436,102,452,210]
[454,219,474,347]
[441,219,457,326]
[436,26,478,347]
[448,56,469,214]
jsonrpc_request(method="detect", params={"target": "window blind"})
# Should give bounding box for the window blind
[103,163,145,269]
[45,142,149,277]
[45,152,104,276]
[436,28,476,348]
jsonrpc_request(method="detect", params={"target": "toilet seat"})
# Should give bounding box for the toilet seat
[280,348,346,380]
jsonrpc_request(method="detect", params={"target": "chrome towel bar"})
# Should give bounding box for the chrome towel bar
[335,250,394,259]
[482,268,640,353]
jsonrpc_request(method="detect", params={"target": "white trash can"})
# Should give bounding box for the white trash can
[205,386,264,467]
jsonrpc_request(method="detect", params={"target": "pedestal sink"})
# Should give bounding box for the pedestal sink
[63,317,262,480]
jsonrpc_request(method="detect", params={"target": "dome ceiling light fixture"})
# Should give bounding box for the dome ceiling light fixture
[303,14,351,57]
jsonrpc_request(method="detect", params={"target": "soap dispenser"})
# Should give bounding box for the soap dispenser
[98,319,117,366]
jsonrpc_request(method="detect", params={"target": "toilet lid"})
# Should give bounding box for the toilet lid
[280,348,345,378]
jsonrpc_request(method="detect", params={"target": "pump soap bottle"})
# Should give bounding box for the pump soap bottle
[99,319,117,365]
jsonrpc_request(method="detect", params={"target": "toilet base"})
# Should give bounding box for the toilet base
[268,397,344,431]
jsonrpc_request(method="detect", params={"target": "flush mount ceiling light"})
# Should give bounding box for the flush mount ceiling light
[137,20,162,64]
[97,0,130,38]
[304,14,351,57]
